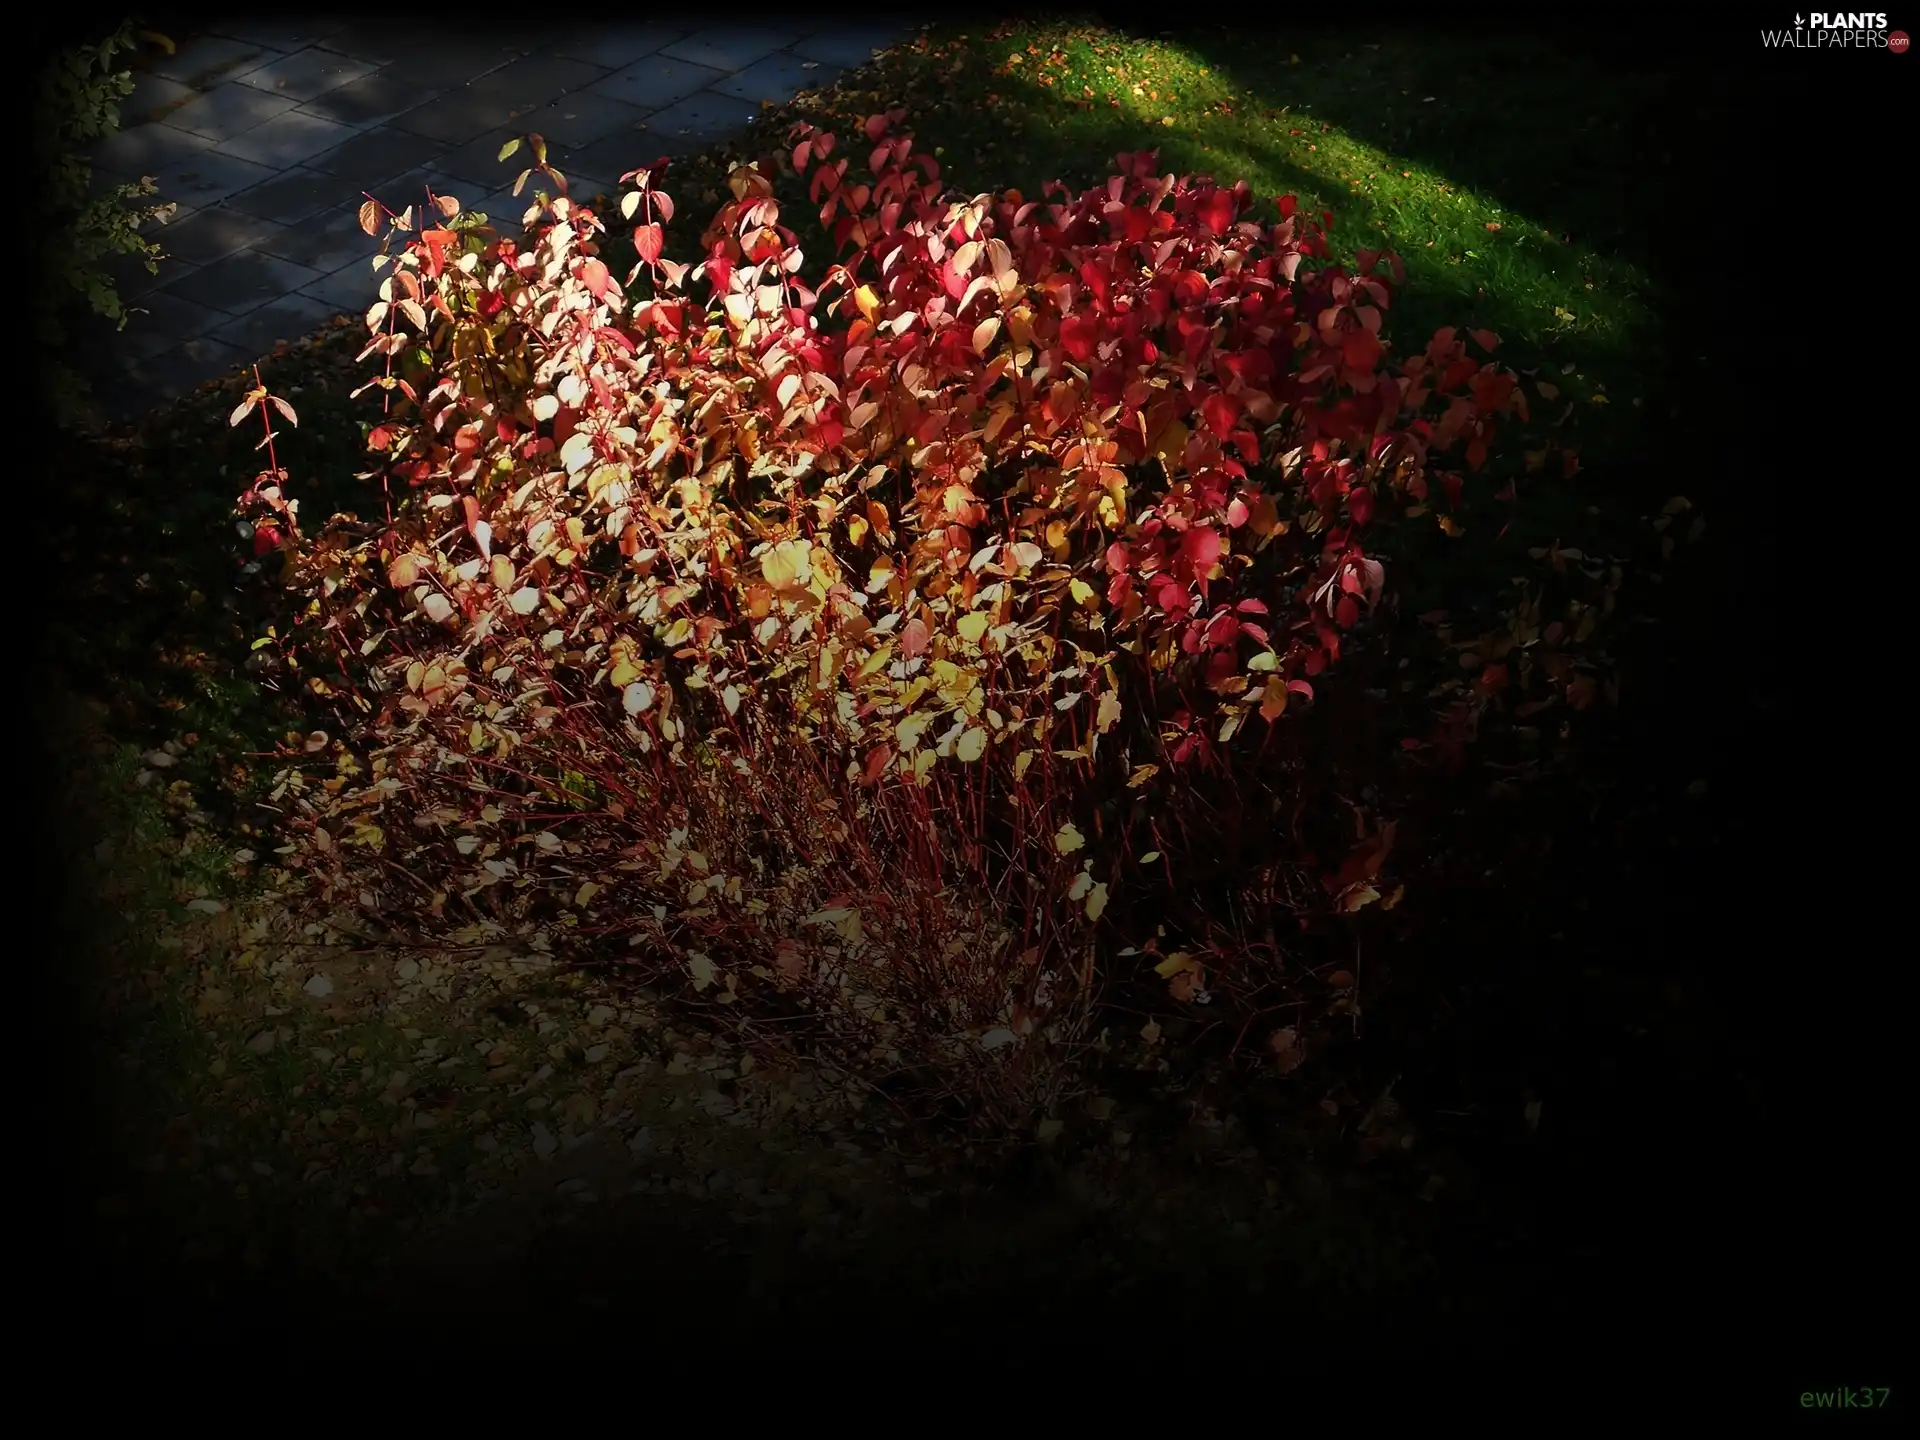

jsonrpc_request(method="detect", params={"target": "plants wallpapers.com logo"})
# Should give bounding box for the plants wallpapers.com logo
[1763,11,1910,48]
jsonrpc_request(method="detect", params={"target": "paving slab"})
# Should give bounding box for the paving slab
[159,251,331,316]
[510,92,652,150]
[583,54,728,112]
[226,166,369,226]
[637,93,769,157]
[305,125,450,185]
[115,292,231,360]
[126,72,201,125]
[162,81,301,143]
[298,70,440,128]
[660,26,802,73]
[562,125,669,189]
[437,127,616,191]
[208,21,351,53]
[549,26,692,70]
[106,249,198,303]
[710,52,843,107]
[144,149,282,211]
[235,46,382,102]
[362,166,468,218]
[82,22,920,418]
[211,110,363,169]
[93,121,214,178]
[467,55,612,109]
[298,258,387,316]
[253,206,382,275]
[380,44,527,90]
[208,293,343,356]
[793,25,915,71]
[144,205,288,268]
[148,34,283,88]
[386,88,531,145]
[142,333,259,392]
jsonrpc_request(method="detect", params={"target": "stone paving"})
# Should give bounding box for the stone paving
[80,19,913,421]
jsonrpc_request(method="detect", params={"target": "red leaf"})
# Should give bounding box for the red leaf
[580,257,611,297]
[420,228,455,279]
[1197,189,1235,236]
[634,223,664,265]
[901,616,931,657]
[1342,330,1382,372]
[1200,391,1241,438]
[1346,486,1374,526]
[1335,594,1360,629]
[1180,526,1221,572]
[1060,313,1098,364]
[1469,328,1500,353]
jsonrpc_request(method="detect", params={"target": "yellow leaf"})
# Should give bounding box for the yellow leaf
[1069,578,1097,606]
[1127,763,1158,788]
[854,285,881,323]
[1096,692,1122,733]
[1054,823,1085,854]
[609,659,641,688]
[1085,882,1109,922]
[1340,884,1381,912]
[1153,951,1194,979]
[1139,851,1161,864]
[573,881,601,907]
[896,712,930,750]
[956,727,987,762]
[956,612,989,644]
[762,538,811,589]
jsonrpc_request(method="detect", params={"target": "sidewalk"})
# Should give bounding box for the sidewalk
[83,19,912,421]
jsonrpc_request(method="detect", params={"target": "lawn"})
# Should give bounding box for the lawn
[43,14,1747,1329]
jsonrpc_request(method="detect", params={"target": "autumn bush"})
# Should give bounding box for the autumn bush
[238,111,1620,1129]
